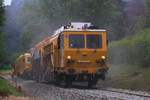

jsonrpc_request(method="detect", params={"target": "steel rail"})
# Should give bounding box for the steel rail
[100,88,150,98]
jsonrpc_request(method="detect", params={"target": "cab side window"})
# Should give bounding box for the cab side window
[27,57,32,62]
[58,34,64,49]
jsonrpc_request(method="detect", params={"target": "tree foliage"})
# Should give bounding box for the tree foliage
[20,0,126,50]
[144,0,150,27]
[4,2,24,55]
[0,0,4,26]
[3,0,150,68]
[0,0,5,68]
[109,0,150,67]
[109,28,150,67]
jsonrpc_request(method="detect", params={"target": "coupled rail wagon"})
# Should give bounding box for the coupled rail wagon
[14,53,32,75]
[15,22,109,87]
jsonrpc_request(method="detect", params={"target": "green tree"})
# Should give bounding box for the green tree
[0,0,4,26]
[0,0,5,68]
[144,0,150,28]
[20,0,125,50]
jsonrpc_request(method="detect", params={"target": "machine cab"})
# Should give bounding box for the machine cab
[57,22,108,73]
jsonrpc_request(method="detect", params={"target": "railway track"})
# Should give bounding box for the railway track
[100,88,150,99]
[1,74,150,100]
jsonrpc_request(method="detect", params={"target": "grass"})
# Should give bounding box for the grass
[0,69,13,75]
[0,68,21,96]
[0,77,22,96]
[105,65,150,92]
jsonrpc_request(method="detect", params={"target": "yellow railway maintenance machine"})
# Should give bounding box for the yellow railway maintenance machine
[30,22,109,87]
[49,22,109,87]
[15,53,32,76]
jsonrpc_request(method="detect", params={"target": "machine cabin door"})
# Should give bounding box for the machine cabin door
[58,34,64,67]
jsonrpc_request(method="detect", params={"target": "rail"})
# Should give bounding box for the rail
[101,88,150,98]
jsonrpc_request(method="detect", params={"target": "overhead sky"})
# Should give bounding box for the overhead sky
[4,0,12,5]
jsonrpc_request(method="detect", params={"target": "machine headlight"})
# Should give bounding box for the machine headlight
[101,56,106,60]
[67,56,75,63]
[67,56,71,59]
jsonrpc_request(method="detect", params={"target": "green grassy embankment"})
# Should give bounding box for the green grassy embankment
[0,77,22,96]
[109,28,150,67]
[0,69,13,75]
[106,65,150,92]
[107,28,150,92]
[0,69,22,96]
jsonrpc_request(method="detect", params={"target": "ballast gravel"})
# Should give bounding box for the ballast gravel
[2,75,150,100]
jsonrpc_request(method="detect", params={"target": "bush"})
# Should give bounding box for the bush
[109,28,150,67]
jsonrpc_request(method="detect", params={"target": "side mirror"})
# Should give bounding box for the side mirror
[107,40,111,45]
[107,40,109,45]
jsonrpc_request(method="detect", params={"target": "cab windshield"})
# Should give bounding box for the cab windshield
[69,34,102,49]
[27,56,32,62]
[86,34,102,49]
[69,34,84,48]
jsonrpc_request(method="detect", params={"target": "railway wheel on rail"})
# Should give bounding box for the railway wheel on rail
[55,74,61,85]
[65,75,73,88]
[101,74,106,80]
[88,78,98,88]
[54,73,65,85]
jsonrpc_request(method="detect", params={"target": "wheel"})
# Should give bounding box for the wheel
[55,77,60,85]
[93,79,98,85]
[101,74,106,80]
[88,79,98,88]
[55,74,61,85]
[88,80,93,88]
[65,75,72,88]
[65,80,72,88]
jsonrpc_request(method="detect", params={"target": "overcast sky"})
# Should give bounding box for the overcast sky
[4,0,12,5]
